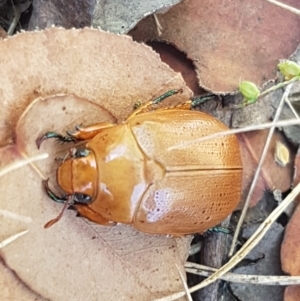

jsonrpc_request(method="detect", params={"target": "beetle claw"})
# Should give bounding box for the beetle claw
[66,130,75,137]
[36,135,47,149]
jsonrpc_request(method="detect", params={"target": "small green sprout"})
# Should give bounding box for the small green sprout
[239,81,260,105]
[278,60,300,79]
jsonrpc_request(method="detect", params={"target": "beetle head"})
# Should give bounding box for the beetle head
[57,148,98,203]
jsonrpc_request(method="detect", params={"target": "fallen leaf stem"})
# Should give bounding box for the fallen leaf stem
[0,153,49,178]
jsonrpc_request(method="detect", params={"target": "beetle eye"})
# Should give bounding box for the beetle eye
[74,193,92,204]
[74,148,90,158]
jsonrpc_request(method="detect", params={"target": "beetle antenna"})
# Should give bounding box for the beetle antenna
[44,195,74,228]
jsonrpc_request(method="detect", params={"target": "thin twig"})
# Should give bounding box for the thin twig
[168,117,300,151]
[0,153,49,177]
[229,84,292,256]
[7,4,21,35]
[175,264,192,301]
[264,0,300,15]
[240,132,273,188]
[285,97,300,119]
[153,14,163,36]
[0,230,28,248]
[0,209,32,223]
[185,262,300,285]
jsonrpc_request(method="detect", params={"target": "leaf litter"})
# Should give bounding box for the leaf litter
[0,28,192,301]
[130,0,300,93]
[4,1,300,298]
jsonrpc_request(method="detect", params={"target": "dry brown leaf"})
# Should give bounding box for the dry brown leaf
[238,130,294,207]
[92,0,182,34]
[292,147,300,187]
[147,41,204,95]
[0,26,6,39]
[130,0,300,93]
[281,204,300,276]
[28,0,94,30]
[281,204,300,301]
[0,28,193,301]
[0,258,46,301]
[284,285,300,301]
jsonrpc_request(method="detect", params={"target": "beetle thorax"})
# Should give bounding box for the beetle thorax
[57,150,98,199]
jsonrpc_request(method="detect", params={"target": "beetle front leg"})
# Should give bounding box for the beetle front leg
[37,122,116,148]
[37,132,77,149]
[43,179,68,204]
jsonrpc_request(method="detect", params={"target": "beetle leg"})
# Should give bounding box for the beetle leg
[43,179,68,204]
[150,94,217,113]
[190,94,215,107]
[206,226,232,235]
[37,132,76,149]
[151,89,183,105]
[127,89,182,120]
[150,94,217,111]
[129,92,217,117]
[66,122,116,140]
[37,122,116,148]
[74,204,116,226]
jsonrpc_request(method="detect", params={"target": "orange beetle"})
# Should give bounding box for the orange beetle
[38,90,242,235]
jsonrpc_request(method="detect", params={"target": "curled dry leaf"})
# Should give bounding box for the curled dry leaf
[0,28,192,301]
[92,0,182,34]
[147,41,204,95]
[238,130,294,208]
[292,147,300,187]
[284,285,300,301]
[0,258,46,301]
[130,0,300,93]
[281,204,300,275]
[28,0,94,30]
[281,204,300,301]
